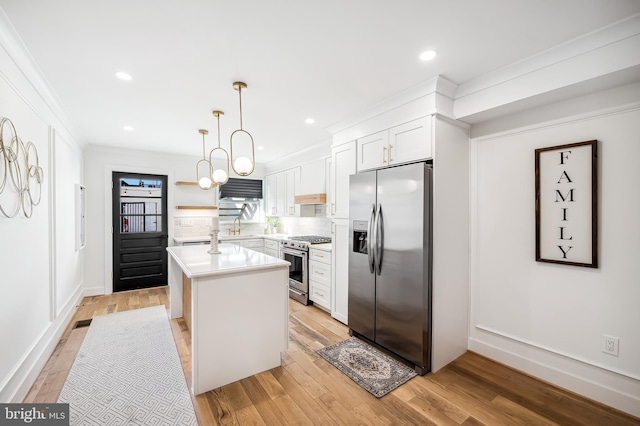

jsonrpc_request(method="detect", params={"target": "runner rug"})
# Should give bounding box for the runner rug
[58,306,197,425]
[317,337,417,398]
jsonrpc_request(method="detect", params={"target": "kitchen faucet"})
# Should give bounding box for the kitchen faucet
[230,217,241,235]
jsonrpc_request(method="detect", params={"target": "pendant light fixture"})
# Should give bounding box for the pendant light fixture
[229,81,255,176]
[195,129,213,189]
[209,110,230,185]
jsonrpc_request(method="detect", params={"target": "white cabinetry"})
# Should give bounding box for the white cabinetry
[242,238,264,253]
[225,238,264,253]
[325,158,331,216]
[265,173,285,216]
[265,167,300,217]
[298,159,327,195]
[284,167,300,216]
[356,117,432,172]
[264,239,280,258]
[309,248,331,311]
[331,219,349,324]
[329,141,356,219]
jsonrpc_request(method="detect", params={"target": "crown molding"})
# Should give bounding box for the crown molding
[0,7,83,146]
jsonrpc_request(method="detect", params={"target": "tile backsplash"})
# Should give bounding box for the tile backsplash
[173,215,331,238]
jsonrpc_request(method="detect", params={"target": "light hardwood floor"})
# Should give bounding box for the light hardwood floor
[25,287,640,425]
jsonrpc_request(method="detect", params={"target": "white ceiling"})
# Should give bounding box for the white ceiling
[1,0,639,164]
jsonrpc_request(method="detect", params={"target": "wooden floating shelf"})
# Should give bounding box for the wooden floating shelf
[176,206,219,210]
[175,181,216,188]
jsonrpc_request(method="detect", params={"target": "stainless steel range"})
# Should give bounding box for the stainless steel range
[280,235,332,305]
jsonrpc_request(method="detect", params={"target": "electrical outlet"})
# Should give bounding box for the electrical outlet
[602,334,619,356]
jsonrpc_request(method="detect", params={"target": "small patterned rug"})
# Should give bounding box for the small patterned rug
[58,306,197,425]
[317,337,417,398]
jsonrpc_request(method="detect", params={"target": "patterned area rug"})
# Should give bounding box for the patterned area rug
[58,306,197,425]
[317,337,417,398]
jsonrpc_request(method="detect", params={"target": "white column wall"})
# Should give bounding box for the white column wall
[0,16,84,402]
[469,82,640,417]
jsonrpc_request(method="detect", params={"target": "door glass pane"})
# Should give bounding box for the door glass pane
[119,177,163,233]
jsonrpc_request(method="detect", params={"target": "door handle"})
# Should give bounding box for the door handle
[367,204,375,274]
[375,204,384,276]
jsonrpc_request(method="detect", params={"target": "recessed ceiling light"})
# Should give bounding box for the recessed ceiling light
[123,126,134,131]
[257,146,264,151]
[115,71,132,81]
[305,118,315,124]
[419,50,437,61]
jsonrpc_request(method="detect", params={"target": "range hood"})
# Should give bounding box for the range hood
[294,193,327,205]
[219,178,263,200]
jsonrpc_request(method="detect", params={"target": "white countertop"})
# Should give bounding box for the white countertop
[167,243,290,278]
[173,233,290,245]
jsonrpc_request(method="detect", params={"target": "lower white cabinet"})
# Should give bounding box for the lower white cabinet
[309,247,332,311]
[242,238,264,253]
[264,239,280,258]
[225,238,265,253]
[331,219,349,324]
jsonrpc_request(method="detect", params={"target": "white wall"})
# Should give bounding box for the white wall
[469,83,640,417]
[0,15,84,402]
[82,145,266,294]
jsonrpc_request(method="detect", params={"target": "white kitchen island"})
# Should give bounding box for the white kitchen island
[167,243,290,395]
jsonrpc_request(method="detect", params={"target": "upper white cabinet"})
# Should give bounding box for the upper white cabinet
[265,172,285,216]
[266,166,300,216]
[298,159,326,195]
[356,117,432,172]
[329,141,356,219]
[284,167,300,216]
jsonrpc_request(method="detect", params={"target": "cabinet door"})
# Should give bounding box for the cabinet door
[299,159,326,195]
[325,158,331,217]
[309,259,331,286]
[389,116,432,165]
[356,130,388,172]
[310,281,331,310]
[331,218,349,324]
[265,173,279,216]
[330,141,356,219]
[284,167,300,216]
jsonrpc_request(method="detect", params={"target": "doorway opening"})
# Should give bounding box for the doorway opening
[112,172,168,292]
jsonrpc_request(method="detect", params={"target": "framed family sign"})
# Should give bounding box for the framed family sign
[535,140,598,268]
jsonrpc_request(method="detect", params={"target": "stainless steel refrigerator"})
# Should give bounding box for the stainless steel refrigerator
[348,162,432,374]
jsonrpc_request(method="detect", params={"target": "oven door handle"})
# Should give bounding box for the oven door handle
[281,247,307,257]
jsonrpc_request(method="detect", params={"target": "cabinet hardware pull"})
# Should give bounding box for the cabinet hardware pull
[382,146,387,163]
[331,203,335,215]
[316,271,324,275]
[389,144,394,161]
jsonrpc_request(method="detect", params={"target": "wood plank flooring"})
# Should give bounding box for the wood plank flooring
[24,287,640,425]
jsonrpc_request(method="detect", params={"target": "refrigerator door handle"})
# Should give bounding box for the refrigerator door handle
[375,204,384,275]
[367,204,376,273]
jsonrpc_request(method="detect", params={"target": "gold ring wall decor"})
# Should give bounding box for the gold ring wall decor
[0,117,44,218]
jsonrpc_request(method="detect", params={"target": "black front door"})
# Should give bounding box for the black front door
[112,172,168,292]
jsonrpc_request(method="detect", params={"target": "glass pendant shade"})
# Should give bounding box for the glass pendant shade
[198,175,212,189]
[212,168,228,184]
[230,82,255,176]
[209,110,230,185]
[195,129,213,190]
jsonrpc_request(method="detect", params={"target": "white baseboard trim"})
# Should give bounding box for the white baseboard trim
[82,285,106,298]
[0,284,89,403]
[468,337,640,418]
